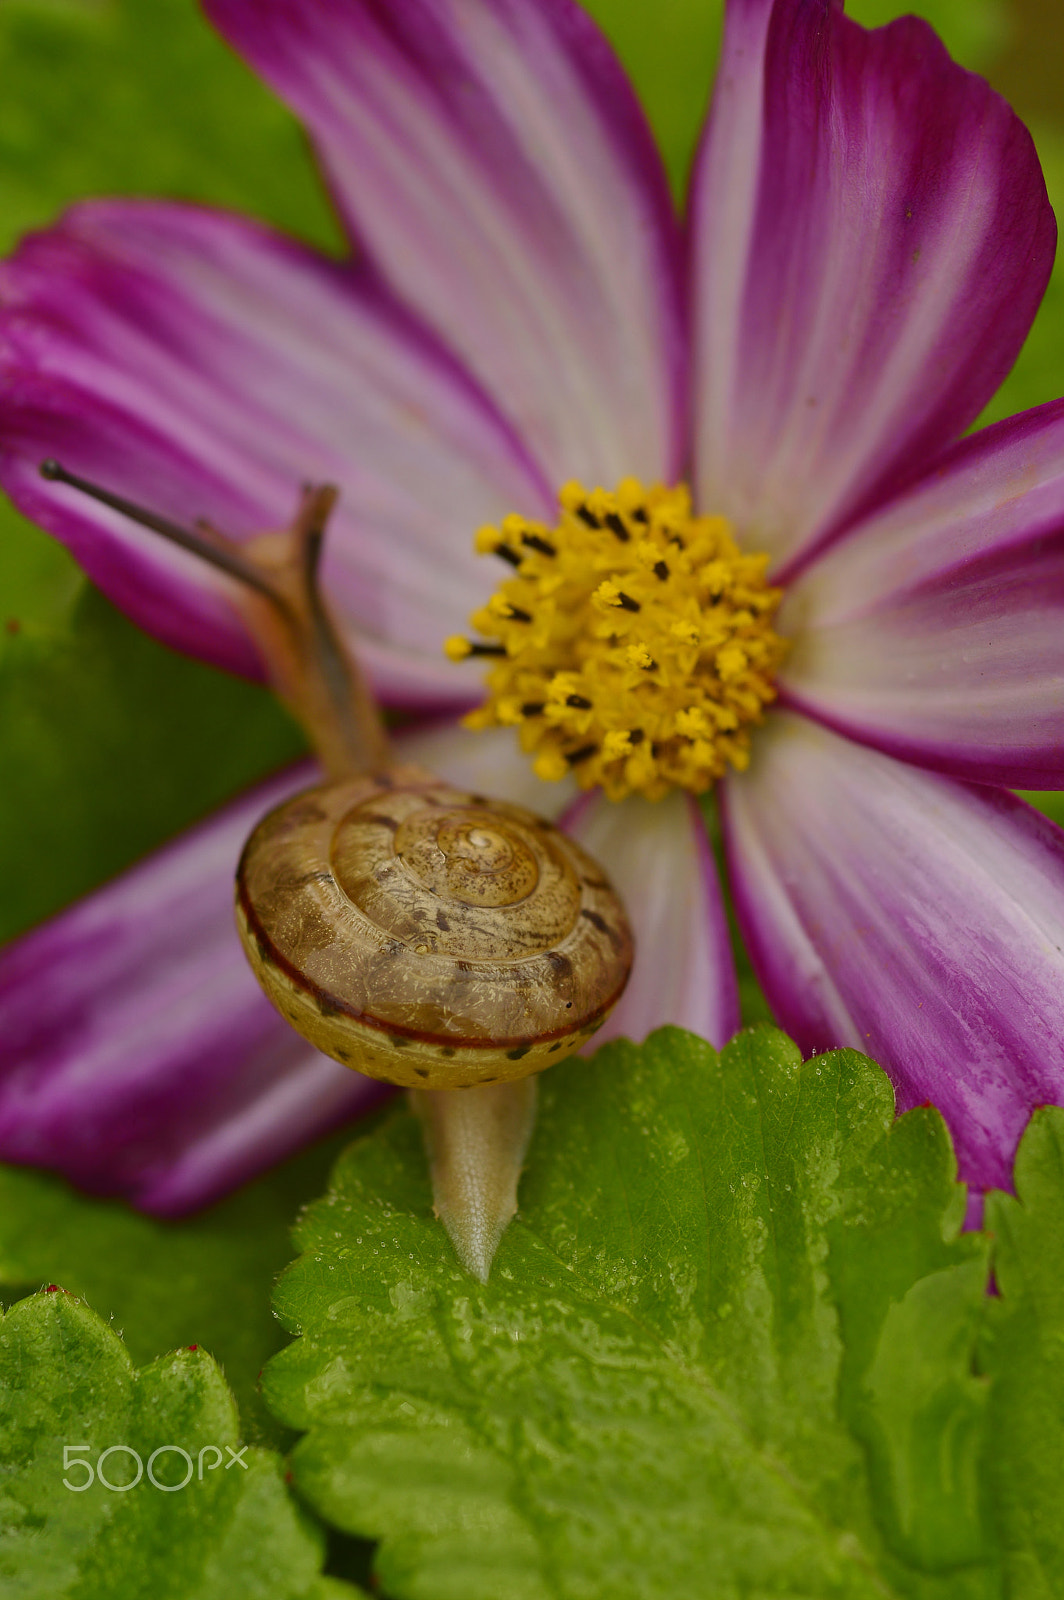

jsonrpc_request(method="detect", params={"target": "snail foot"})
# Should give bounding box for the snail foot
[410,1078,537,1282]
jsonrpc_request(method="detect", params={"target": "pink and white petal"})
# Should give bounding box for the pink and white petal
[722,712,1064,1192]
[397,719,578,819]
[562,789,739,1049]
[0,200,550,706]
[205,0,685,489]
[691,0,1054,573]
[779,401,1064,788]
[0,764,389,1215]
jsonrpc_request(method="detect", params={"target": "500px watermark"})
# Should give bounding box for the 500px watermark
[62,1443,249,1492]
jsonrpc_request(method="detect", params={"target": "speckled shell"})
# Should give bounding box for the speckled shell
[235,769,633,1089]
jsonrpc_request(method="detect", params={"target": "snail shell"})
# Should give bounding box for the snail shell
[235,765,633,1089]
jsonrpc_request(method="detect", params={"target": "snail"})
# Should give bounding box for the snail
[38,462,634,1278]
[238,772,631,1090]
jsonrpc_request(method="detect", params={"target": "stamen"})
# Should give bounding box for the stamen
[473,525,522,566]
[445,637,507,660]
[593,581,643,615]
[521,533,556,557]
[565,743,598,766]
[601,730,632,761]
[451,478,788,801]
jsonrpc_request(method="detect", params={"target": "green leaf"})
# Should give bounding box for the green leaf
[0,0,337,259]
[0,586,305,943]
[263,1027,998,1599]
[847,0,1011,70]
[0,1288,358,1599]
[982,1109,1064,1596]
[581,0,721,198]
[0,508,82,639]
[977,120,1064,432]
[1016,790,1064,830]
[0,1126,358,1450]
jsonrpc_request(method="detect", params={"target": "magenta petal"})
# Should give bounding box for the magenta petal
[561,790,739,1049]
[0,200,550,706]
[723,712,1064,1192]
[690,0,1055,573]
[205,0,685,488]
[779,401,1064,788]
[0,765,388,1214]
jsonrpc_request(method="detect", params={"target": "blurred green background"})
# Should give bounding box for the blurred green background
[0,0,1061,944]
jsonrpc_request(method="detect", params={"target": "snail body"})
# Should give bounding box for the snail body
[38,464,634,1278]
[236,764,632,1090]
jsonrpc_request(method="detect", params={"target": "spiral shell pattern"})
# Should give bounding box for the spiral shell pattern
[235,767,633,1088]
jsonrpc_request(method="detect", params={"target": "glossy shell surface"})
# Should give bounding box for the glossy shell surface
[235,770,633,1088]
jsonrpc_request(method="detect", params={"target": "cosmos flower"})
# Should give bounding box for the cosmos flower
[0,0,1061,1213]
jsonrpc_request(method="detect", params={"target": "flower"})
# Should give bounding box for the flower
[0,0,1061,1211]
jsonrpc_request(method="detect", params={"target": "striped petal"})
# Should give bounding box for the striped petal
[205,0,685,489]
[691,0,1054,573]
[562,789,739,1049]
[779,401,1064,788]
[723,712,1064,1192]
[0,200,549,706]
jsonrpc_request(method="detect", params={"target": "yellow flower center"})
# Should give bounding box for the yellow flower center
[445,479,787,802]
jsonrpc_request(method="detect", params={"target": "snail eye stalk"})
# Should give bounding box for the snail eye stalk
[38,458,387,778]
[39,459,286,604]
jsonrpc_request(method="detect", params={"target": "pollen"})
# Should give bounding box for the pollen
[448,479,788,801]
